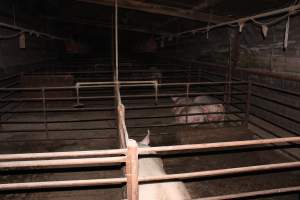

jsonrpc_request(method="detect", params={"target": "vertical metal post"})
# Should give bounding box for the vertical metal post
[243,81,252,127]
[224,35,232,112]
[0,101,2,131]
[41,88,48,138]
[126,139,139,200]
[188,65,191,82]
[154,81,159,105]
[185,83,190,125]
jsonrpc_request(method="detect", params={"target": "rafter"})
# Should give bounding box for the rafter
[46,16,170,35]
[76,0,232,23]
[191,0,221,13]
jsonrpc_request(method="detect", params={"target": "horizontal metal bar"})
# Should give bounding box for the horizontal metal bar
[159,81,247,86]
[250,112,300,136]
[248,120,300,161]
[196,186,300,200]
[0,126,117,133]
[0,156,126,169]
[0,111,243,124]
[0,102,245,114]
[0,177,127,191]
[0,92,246,102]
[251,103,300,124]
[139,162,300,182]
[253,82,300,97]
[24,69,199,75]
[0,149,127,161]
[252,93,300,110]
[127,119,242,129]
[0,74,19,83]
[0,119,240,133]
[0,81,247,91]
[139,137,300,154]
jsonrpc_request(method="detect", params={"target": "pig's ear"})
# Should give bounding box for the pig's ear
[172,97,178,102]
[140,130,151,145]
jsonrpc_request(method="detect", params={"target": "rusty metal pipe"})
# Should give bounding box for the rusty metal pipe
[0,156,126,169]
[138,162,300,183]
[195,186,300,200]
[0,149,127,161]
[0,178,127,191]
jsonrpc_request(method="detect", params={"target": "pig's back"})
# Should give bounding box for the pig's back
[139,157,191,200]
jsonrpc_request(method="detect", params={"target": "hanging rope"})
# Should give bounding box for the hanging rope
[157,4,300,41]
[0,22,68,40]
[114,0,119,83]
[0,31,23,39]
[284,16,290,49]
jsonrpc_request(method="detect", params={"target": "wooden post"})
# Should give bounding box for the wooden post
[126,139,139,200]
[117,104,127,148]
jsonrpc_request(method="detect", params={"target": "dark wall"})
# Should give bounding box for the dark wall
[238,15,300,73]
[0,29,60,76]
[156,28,231,65]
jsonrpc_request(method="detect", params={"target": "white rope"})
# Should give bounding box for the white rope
[251,13,291,26]
[114,0,119,82]
[157,4,300,41]
[0,22,68,40]
[284,16,290,49]
[0,31,23,39]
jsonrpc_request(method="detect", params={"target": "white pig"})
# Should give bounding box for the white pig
[193,96,225,123]
[138,132,192,200]
[171,97,206,127]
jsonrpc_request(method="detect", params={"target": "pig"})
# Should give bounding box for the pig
[138,131,192,200]
[193,96,225,123]
[171,97,206,127]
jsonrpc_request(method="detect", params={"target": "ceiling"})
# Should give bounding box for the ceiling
[0,0,296,40]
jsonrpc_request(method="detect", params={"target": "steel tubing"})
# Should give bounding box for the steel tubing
[0,149,127,161]
[0,178,127,191]
[138,162,300,183]
[138,137,300,154]
[0,156,126,169]
[195,186,300,200]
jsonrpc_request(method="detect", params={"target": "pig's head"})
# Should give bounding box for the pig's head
[171,97,179,102]
[138,129,151,147]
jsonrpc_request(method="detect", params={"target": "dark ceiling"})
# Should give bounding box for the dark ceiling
[0,0,296,42]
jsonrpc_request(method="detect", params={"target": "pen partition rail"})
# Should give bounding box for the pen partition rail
[0,136,300,199]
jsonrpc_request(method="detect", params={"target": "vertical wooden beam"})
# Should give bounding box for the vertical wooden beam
[126,139,139,200]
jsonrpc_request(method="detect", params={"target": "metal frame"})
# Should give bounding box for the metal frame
[0,81,248,135]
[0,79,299,199]
[0,136,299,199]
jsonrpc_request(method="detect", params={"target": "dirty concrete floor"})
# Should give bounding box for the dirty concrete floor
[160,127,300,199]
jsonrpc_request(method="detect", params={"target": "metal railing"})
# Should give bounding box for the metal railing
[0,80,299,199]
[0,137,300,199]
[0,81,249,137]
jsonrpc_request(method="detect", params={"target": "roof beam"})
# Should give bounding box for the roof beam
[46,16,170,35]
[76,0,231,23]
